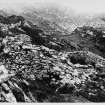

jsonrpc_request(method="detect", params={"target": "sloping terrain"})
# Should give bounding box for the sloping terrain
[21,6,88,34]
[0,13,105,103]
[69,26,105,57]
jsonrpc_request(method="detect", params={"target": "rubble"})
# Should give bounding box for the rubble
[0,15,105,102]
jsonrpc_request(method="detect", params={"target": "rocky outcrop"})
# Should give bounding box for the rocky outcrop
[0,15,105,102]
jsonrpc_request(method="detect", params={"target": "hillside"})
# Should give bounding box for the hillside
[21,6,88,34]
[0,8,105,102]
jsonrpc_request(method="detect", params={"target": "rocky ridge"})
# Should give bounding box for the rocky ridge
[0,15,105,102]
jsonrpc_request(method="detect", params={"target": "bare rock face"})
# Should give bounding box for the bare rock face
[0,65,13,83]
[0,15,105,102]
